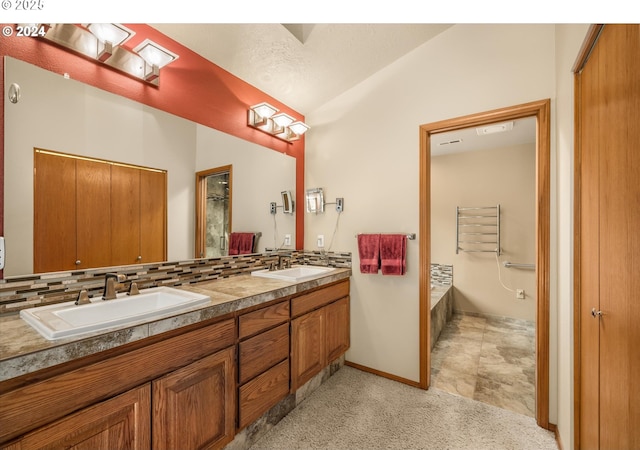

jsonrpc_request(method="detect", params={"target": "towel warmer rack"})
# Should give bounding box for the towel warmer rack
[456,205,500,255]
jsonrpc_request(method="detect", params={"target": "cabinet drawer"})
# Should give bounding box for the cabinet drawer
[239,323,289,384]
[238,359,289,429]
[291,280,349,318]
[238,300,290,340]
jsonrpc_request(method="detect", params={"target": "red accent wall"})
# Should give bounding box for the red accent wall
[0,24,306,265]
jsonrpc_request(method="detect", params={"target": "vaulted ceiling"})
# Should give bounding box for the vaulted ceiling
[151,24,453,114]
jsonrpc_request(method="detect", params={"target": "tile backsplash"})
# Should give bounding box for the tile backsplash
[0,251,351,315]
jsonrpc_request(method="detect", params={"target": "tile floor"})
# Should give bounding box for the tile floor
[430,313,536,417]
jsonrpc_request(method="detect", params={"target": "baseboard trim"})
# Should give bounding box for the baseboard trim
[549,423,563,450]
[345,360,421,389]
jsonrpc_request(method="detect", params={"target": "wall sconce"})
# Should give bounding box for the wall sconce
[36,24,178,86]
[248,102,310,142]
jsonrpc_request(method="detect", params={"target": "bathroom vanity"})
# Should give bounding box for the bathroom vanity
[0,268,351,450]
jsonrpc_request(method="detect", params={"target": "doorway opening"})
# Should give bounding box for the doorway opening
[429,117,537,417]
[419,99,551,429]
[195,165,232,258]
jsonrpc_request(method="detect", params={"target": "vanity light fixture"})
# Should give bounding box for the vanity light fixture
[36,24,178,86]
[248,102,279,131]
[87,23,134,62]
[87,23,134,47]
[133,39,179,82]
[247,103,310,142]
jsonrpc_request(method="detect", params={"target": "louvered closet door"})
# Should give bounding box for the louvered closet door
[577,24,640,450]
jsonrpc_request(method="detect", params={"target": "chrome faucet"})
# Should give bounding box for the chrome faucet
[103,273,126,300]
[278,255,291,270]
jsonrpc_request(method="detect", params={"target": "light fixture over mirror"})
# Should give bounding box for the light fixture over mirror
[133,39,179,82]
[248,102,310,142]
[35,24,178,86]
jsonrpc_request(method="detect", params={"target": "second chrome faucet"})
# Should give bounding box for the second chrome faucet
[103,273,126,300]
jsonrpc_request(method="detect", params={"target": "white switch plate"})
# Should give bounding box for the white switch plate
[284,234,291,246]
[516,289,525,300]
[317,235,325,248]
[0,237,4,270]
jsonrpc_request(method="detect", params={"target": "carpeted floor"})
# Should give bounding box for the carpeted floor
[250,366,557,450]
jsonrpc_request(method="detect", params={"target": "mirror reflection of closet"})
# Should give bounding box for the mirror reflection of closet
[196,166,232,258]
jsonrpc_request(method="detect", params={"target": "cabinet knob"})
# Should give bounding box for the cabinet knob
[75,260,81,265]
[137,255,142,261]
[591,308,603,318]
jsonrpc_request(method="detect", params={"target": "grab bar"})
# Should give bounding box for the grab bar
[503,261,535,270]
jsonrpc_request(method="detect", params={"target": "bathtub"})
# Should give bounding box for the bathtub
[430,284,453,350]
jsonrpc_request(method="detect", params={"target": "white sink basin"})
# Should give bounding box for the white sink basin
[251,265,335,282]
[20,287,211,341]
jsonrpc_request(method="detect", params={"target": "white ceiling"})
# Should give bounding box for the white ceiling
[431,117,537,156]
[152,23,535,154]
[151,23,453,114]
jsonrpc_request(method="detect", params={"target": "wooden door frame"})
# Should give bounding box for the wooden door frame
[195,165,233,259]
[572,24,609,450]
[418,99,551,429]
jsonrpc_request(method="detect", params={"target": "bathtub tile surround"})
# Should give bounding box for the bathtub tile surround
[0,251,352,315]
[431,263,453,286]
[431,313,535,417]
[430,285,453,349]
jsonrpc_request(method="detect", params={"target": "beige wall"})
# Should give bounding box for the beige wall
[431,143,536,321]
[305,23,591,443]
[554,23,590,450]
[306,24,557,386]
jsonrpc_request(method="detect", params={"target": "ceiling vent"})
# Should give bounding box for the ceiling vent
[438,138,463,146]
[476,121,514,136]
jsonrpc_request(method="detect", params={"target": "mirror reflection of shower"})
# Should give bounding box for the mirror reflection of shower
[205,171,230,258]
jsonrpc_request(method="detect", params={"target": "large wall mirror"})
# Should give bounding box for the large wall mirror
[3,56,297,278]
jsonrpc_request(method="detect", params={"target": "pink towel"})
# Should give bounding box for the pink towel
[357,234,380,274]
[229,233,255,255]
[380,234,407,275]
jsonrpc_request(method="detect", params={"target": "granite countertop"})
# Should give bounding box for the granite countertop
[0,268,351,382]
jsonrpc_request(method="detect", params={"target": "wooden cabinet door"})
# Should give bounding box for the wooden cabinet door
[139,169,166,264]
[325,296,350,362]
[2,384,151,450]
[34,151,77,273]
[291,308,325,391]
[153,347,235,450]
[576,24,640,450]
[76,159,112,269]
[111,165,141,266]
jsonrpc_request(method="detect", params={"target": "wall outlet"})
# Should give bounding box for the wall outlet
[284,234,291,246]
[516,289,525,300]
[336,197,344,212]
[317,235,325,248]
[269,202,277,215]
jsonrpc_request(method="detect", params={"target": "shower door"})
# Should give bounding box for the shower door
[195,166,232,259]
